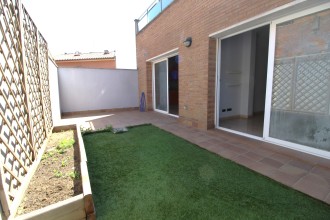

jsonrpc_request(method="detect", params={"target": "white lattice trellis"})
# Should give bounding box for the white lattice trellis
[0,0,52,217]
[272,58,294,110]
[272,53,330,115]
[294,53,330,114]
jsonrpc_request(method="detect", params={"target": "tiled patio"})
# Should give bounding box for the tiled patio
[62,110,330,204]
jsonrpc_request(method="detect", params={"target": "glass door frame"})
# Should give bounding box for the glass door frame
[215,24,269,141]
[152,53,179,117]
[263,3,330,159]
[215,2,330,159]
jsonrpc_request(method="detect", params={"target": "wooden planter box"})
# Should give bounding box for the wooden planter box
[15,124,95,220]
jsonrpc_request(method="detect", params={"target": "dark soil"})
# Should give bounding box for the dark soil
[17,130,82,215]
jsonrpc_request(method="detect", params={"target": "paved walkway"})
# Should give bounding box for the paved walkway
[63,110,330,204]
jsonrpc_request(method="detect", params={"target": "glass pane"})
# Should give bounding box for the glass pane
[148,2,161,22]
[155,61,168,111]
[168,55,179,115]
[270,9,330,151]
[138,13,148,31]
[162,0,173,10]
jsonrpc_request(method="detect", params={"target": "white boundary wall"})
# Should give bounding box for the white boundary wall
[49,58,61,124]
[58,68,139,113]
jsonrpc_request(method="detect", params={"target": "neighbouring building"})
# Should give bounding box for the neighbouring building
[135,0,330,158]
[55,50,116,68]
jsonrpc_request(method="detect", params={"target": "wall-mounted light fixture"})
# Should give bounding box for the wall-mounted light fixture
[183,37,192,47]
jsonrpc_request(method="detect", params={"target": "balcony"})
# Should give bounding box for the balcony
[135,0,174,32]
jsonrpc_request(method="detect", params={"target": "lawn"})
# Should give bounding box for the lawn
[83,124,330,220]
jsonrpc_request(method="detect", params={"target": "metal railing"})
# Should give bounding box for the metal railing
[135,0,174,33]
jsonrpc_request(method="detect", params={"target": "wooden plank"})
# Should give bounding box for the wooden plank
[14,194,85,220]
[77,124,95,217]
[52,125,76,133]
[36,31,48,140]
[3,165,22,184]
[18,0,35,161]
[0,165,10,217]
[76,124,87,163]
[0,131,29,173]
[0,88,34,163]
[0,110,33,168]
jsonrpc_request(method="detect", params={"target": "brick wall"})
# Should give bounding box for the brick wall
[275,9,330,59]
[56,59,116,69]
[136,0,293,129]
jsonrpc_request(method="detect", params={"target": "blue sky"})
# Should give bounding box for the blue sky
[22,0,154,69]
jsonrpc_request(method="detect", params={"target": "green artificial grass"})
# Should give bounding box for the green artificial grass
[83,124,330,220]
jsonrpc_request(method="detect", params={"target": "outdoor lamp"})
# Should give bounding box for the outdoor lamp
[183,37,192,47]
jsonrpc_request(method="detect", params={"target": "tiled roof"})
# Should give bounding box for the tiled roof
[55,50,116,61]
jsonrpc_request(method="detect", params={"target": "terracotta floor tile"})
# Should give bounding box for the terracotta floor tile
[253,147,274,158]
[317,158,330,169]
[243,151,264,162]
[260,157,284,169]
[269,153,293,164]
[293,174,329,201]
[288,159,315,172]
[268,169,305,186]
[247,162,277,178]
[216,149,240,160]
[188,135,213,144]
[325,193,330,204]
[232,155,261,170]
[207,138,225,145]
[197,141,213,150]
[229,145,249,154]
[279,164,307,177]
[310,166,330,184]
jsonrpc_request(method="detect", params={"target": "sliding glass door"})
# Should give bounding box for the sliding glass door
[153,55,179,115]
[154,60,168,112]
[267,8,330,152]
[215,6,330,156]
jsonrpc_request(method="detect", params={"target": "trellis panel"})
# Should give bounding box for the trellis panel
[272,52,330,115]
[0,0,53,217]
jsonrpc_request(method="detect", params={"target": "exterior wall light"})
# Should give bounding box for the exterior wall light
[183,37,192,47]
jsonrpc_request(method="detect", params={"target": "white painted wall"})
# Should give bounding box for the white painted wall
[220,34,243,118]
[220,31,256,118]
[58,68,139,113]
[240,31,256,117]
[48,58,61,125]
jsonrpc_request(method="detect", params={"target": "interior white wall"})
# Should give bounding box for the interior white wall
[220,31,256,118]
[240,31,256,117]
[220,34,244,118]
[48,58,61,125]
[58,68,139,113]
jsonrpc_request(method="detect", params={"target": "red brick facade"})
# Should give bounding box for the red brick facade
[136,0,293,130]
[56,59,116,69]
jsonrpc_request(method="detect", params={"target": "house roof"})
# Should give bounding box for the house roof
[55,50,116,61]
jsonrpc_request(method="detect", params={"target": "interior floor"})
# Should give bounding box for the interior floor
[169,105,178,115]
[219,113,264,137]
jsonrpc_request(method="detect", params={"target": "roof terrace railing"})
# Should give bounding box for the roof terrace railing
[135,0,174,33]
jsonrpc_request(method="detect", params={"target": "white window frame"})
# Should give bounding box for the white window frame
[264,3,330,159]
[151,49,179,117]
